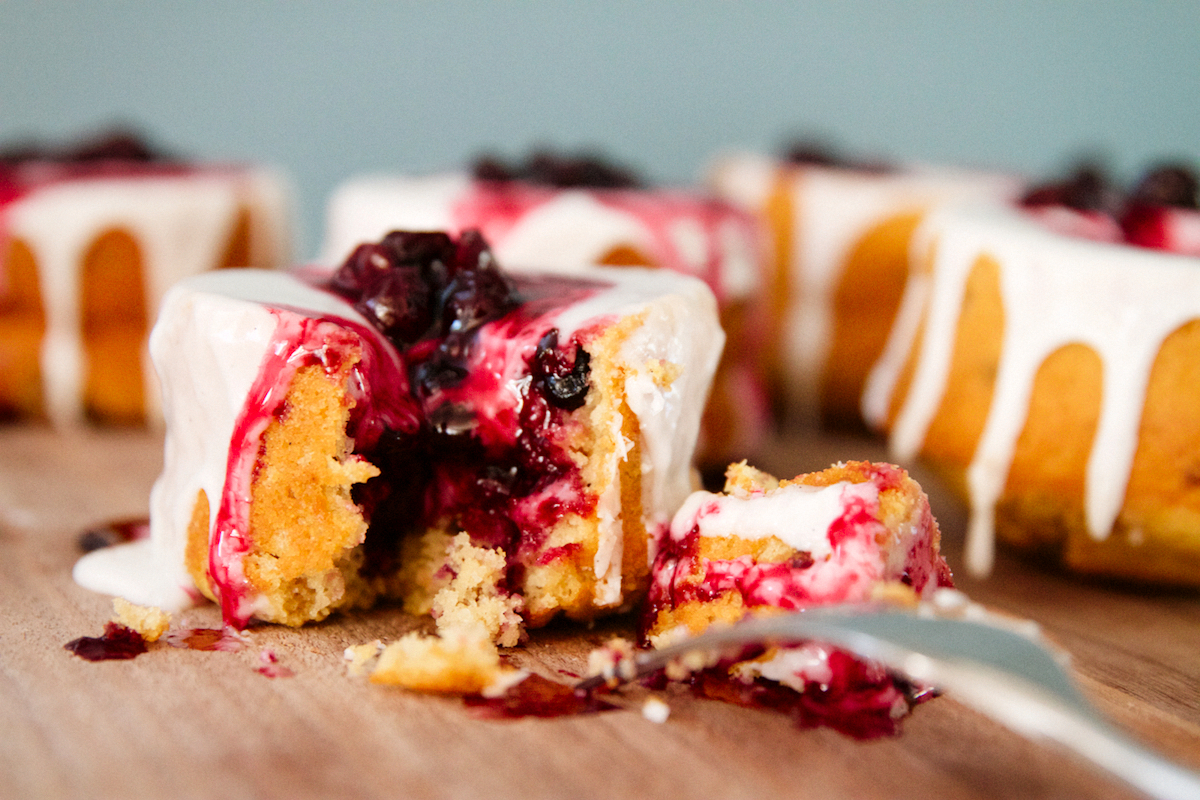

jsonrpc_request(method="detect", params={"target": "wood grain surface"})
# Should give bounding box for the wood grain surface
[1,425,1197,800]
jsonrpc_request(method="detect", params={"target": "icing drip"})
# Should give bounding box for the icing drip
[0,163,289,425]
[871,202,1200,575]
[707,152,1019,417]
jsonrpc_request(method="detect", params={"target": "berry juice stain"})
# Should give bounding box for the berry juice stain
[64,622,148,661]
[464,673,619,719]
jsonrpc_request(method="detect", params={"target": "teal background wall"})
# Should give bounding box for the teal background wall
[3,2,1197,258]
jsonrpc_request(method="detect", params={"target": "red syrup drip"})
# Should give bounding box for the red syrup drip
[77,516,150,552]
[64,622,148,661]
[165,627,246,652]
[463,673,619,719]
[685,647,936,741]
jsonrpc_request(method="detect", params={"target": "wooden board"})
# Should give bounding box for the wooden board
[1,425,1198,800]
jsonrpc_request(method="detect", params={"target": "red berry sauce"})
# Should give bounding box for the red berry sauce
[464,673,620,719]
[685,648,936,740]
[165,627,247,652]
[64,622,148,661]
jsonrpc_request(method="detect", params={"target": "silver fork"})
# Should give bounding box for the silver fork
[578,603,1200,800]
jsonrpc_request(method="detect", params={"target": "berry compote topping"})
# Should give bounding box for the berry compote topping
[324,230,603,591]
[331,229,517,352]
[1019,161,1200,253]
[0,128,182,207]
[532,329,591,411]
[472,151,643,189]
[1119,164,1200,251]
[1020,163,1115,213]
[1128,165,1199,210]
[0,128,164,167]
[685,647,934,739]
[64,622,148,661]
[782,139,893,173]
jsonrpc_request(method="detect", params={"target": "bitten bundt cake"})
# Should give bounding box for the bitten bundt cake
[866,165,1200,585]
[707,144,1019,428]
[321,152,768,465]
[74,230,722,639]
[0,130,291,425]
[644,460,953,737]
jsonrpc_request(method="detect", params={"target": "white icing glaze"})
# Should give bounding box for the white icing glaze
[2,168,291,426]
[321,172,762,303]
[670,480,877,563]
[707,151,1019,417]
[74,264,722,617]
[868,201,1200,575]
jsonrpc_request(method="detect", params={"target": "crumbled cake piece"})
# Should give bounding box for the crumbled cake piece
[646,460,953,644]
[427,533,525,647]
[344,640,384,677]
[640,460,953,738]
[111,597,170,642]
[369,630,525,695]
[584,637,638,688]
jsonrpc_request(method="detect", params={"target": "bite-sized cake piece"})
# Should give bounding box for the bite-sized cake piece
[644,460,953,738]
[708,144,1020,428]
[0,130,291,425]
[865,163,1200,585]
[74,230,722,637]
[646,460,952,640]
[322,152,768,465]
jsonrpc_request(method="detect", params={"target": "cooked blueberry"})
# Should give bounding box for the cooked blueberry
[470,151,642,189]
[533,329,591,410]
[784,140,840,167]
[379,230,455,272]
[1129,165,1198,209]
[357,266,432,344]
[330,243,393,298]
[1021,164,1113,212]
[440,266,515,335]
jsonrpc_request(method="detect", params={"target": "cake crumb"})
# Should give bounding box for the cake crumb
[370,629,522,695]
[111,598,170,642]
[585,637,638,688]
[869,581,920,608]
[344,639,384,676]
[641,696,671,723]
[723,460,779,497]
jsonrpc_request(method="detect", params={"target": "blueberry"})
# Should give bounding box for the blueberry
[1130,165,1199,209]
[533,329,591,410]
[470,151,642,189]
[1021,164,1113,212]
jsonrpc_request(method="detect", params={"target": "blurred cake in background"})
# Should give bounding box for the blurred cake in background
[0,129,291,426]
[707,142,1020,429]
[864,163,1200,586]
[322,152,768,467]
